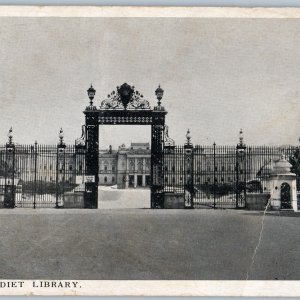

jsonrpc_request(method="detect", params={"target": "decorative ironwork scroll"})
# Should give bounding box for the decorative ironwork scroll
[75,125,86,147]
[164,125,175,147]
[100,83,151,110]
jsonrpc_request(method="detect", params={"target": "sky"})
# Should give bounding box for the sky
[0,17,300,148]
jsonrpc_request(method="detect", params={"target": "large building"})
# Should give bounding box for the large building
[99,142,151,188]
[0,142,151,189]
[0,142,295,193]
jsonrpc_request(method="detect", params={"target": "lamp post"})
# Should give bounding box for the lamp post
[87,84,96,107]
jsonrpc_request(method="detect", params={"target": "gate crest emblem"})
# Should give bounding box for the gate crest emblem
[100,83,151,110]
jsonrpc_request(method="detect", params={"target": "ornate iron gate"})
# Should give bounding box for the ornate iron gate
[83,83,167,209]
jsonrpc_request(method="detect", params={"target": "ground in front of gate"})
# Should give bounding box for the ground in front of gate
[0,209,299,280]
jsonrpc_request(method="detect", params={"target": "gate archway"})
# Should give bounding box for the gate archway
[281,182,292,209]
[81,83,167,209]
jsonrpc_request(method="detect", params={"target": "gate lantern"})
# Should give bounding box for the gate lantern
[87,84,96,107]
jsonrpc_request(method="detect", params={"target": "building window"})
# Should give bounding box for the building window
[207,177,210,182]
[104,177,107,183]
[129,159,135,171]
[221,177,224,182]
[207,166,211,171]
[112,165,115,172]
[79,164,82,171]
[228,177,232,181]
[221,166,225,171]
[44,165,47,170]
[165,177,168,183]
[215,166,218,171]
[104,165,108,171]
[173,177,175,184]
[137,159,143,172]
[69,165,73,171]
[112,177,115,183]
[50,165,52,171]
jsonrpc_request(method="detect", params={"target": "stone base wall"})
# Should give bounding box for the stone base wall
[64,192,84,208]
[164,193,185,209]
[246,193,270,210]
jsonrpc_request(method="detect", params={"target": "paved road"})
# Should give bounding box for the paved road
[98,186,150,209]
[0,209,299,280]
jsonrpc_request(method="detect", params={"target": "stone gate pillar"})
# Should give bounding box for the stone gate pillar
[151,85,167,208]
[151,123,165,208]
[84,86,99,209]
[4,127,15,209]
[184,129,194,208]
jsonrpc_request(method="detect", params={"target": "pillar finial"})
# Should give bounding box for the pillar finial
[239,128,244,146]
[58,127,65,145]
[7,127,13,145]
[186,128,191,145]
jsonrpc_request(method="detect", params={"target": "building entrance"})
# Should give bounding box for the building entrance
[281,182,292,209]
[137,175,143,187]
[129,175,134,188]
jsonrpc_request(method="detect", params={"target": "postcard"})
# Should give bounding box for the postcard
[0,6,299,296]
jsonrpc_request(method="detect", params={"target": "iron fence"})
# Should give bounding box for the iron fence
[0,143,85,208]
[163,144,300,209]
[0,140,299,209]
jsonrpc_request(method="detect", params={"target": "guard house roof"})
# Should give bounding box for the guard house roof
[271,156,294,176]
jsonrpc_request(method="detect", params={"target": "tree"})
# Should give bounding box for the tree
[289,147,300,175]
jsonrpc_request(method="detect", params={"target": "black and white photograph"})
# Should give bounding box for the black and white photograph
[0,6,299,296]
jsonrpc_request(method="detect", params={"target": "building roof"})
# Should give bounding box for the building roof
[130,142,150,146]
